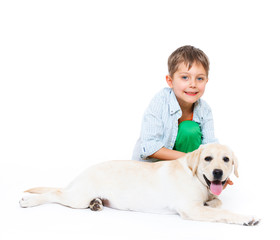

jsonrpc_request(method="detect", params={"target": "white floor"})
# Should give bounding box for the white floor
[1,1,279,239]
[1,157,277,240]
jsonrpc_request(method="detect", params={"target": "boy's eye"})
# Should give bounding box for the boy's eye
[197,77,204,81]
[182,76,188,80]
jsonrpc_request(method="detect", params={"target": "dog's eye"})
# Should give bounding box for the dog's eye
[223,157,230,162]
[204,156,213,162]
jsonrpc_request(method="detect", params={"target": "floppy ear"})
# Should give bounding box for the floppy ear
[232,152,239,178]
[185,146,203,176]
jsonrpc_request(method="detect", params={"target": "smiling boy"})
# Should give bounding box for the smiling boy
[132,45,218,161]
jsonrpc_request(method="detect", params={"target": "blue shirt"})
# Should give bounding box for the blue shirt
[132,88,218,161]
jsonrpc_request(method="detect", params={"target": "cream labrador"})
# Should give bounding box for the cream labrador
[19,143,259,226]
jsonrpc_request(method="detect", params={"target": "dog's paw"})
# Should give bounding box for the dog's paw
[19,195,40,208]
[204,198,222,208]
[230,215,260,226]
[243,216,260,226]
[89,198,103,211]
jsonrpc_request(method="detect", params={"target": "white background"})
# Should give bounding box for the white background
[0,0,279,239]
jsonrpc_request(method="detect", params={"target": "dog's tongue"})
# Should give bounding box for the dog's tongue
[210,182,223,195]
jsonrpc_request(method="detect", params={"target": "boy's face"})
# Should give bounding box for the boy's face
[166,62,208,108]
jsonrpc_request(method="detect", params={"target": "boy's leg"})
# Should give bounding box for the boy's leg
[174,121,202,153]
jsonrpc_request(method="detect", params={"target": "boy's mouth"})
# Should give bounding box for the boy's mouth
[185,91,198,96]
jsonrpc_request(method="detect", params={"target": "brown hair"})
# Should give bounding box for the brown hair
[168,45,210,78]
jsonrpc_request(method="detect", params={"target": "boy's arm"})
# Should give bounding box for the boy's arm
[139,92,167,160]
[149,147,186,160]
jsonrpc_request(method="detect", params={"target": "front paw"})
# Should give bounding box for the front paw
[204,198,222,208]
[243,216,260,226]
[231,215,260,226]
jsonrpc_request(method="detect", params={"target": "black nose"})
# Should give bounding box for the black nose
[213,169,223,180]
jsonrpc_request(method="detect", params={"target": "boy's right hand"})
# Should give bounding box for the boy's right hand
[223,178,233,189]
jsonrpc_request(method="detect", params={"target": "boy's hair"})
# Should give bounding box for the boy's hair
[168,45,210,78]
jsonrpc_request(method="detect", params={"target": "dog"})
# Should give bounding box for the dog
[19,143,259,226]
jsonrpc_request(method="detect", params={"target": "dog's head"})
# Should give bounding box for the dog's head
[183,143,239,196]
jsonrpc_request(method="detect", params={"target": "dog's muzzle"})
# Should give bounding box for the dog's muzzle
[212,169,223,180]
[203,174,227,196]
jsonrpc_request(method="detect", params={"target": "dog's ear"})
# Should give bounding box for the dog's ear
[185,146,203,176]
[232,152,239,178]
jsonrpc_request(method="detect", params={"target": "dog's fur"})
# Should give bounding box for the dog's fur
[19,143,259,226]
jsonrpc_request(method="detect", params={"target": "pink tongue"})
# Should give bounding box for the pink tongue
[210,182,223,195]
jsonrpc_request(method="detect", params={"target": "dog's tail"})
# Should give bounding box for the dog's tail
[25,187,62,194]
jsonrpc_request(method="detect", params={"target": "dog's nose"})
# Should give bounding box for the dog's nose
[213,169,223,180]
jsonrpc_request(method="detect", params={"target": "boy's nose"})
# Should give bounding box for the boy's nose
[189,78,196,87]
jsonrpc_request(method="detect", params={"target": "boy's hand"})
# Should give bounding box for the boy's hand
[223,178,233,189]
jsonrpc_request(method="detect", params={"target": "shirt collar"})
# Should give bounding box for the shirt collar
[168,88,201,118]
[169,89,181,115]
[193,100,201,123]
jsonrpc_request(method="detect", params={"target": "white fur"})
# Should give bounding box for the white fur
[19,143,259,226]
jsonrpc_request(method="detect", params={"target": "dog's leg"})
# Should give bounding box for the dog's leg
[178,206,260,226]
[204,198,222,208]
[20,187,91,209]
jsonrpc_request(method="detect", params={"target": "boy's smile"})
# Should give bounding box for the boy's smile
[185,91,198,96]
[166,62,208,109]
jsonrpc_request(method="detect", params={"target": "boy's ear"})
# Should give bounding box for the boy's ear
[166,75,173,88]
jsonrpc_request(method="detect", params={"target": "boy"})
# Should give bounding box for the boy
[132,45,218,161]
